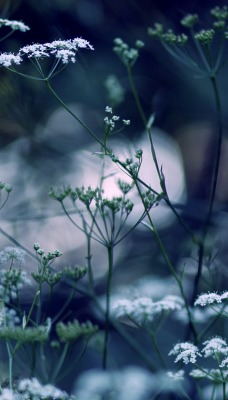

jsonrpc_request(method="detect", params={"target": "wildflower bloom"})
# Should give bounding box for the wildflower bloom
[190,368,228,382]
[111,295,184,324]
[201,337,228,358]
[194,292,222,306]
[19,38,93,63]
[0,37,94,79]
[0,268,30,303]
[220,356,228,368]
[18,378,69,399]
[167,370,185,380]
[0,18,30,32]
[0,246,25,267]
[0,53,22,67]
[169,342,201,364]
[74,367,155,400]
[0,388,14,400]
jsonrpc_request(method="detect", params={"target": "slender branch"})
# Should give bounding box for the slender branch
[102,245,113,369]
[191,74,223,305]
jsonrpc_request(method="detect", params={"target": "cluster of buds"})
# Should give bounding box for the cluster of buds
[141,190,159,211]
[32,269,62,288]
[101,196,134,215]
[117,179,134,195]
[33,243,62,270]
[64,265,88,282]
[149,7,228,50]
[104,106,130,136]
[56,319,99,342]
[0,322,50,343]
[113,38,144,67]
[49,185,71,202]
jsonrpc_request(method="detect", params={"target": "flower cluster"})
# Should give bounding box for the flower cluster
[34,243,63,269]
[202,337,228,359]
[104,106,130,135]
[64,265,88,282]
[19,38,93,63]
[113,38,144,67]
[194,291,228,306]
[74,367,186,400]
[56,319,99,342]
[190,368,228,381]
[0,322,50,343]
[170,336,228,379]
[74,367,155,400]
[111,295,184,325]
[0,267,30,303]
[0,181,12,193]
[0,18,30,32]
[148,24,188,46]
[169,342,201,364]
[0,38,93,70]
[18,378,69,400]
[0,246,25,267]
[32,268,62,287]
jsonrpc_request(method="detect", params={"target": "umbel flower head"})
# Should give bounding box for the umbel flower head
[0,37,94,79]
[0,18,29,32]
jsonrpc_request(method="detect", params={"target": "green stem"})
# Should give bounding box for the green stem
[222,382,226,400]
[50,342,69,383]
[126,65,194,237]
[191,74,223,305]
[136,181,197,341]
[150,331,166,368]
[6,342,13,390]
[127,65,161,180]
[102,245,113,369]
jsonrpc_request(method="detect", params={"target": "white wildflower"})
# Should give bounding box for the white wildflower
[19,43,49,58]
[55,49,76,63]
[0,246,25,266]
[169,342,201,364]
[202,337,228,358]
[220,356,228,368]
[0,268,30,303]
[190,368,228,381]
[112,115,120,121]
[111,298,134,318]
[19,37,93,63]
[105,106,112,113]
[112,295,183,325]
[72,37,94,49]
[0,53,22,67]
[155,295,184,312]
[74,367,155,400]
[221,291,228,300]
[0,18,30,32]
[131,297,155,323]
[122,119,131,125]
[18,377,69,399]
[167,370,185,380]
[0,388,15,400]
[189,369,207,379]
[194,292,222,306]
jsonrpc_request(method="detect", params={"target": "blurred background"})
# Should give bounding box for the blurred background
[0,0,227,395]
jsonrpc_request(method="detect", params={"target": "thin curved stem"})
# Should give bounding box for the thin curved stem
[191,74,223,305]
[102,245,113,369]
[45,79,103,146]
